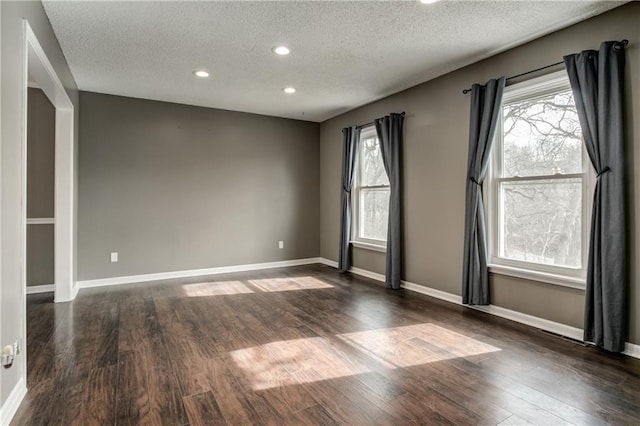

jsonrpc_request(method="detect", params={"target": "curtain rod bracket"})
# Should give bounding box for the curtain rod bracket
[613,39,629,51]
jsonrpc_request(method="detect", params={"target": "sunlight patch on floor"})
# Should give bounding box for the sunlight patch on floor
[230,336,370,390]
[337,323,501,369]
[182,276,334,297]
[230,323,501,390]
[249,276,334,293]
[182,281,254,297]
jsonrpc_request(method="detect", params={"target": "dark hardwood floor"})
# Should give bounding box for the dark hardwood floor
[13,264,640,425]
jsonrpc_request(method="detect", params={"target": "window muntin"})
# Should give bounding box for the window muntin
[353,127,389,246]
[488,72,591,282]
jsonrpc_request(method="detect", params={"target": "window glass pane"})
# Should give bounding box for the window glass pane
[359,188,389,241]
[360,135,389,186]
[499,178,582,268]
[503,89,582,177]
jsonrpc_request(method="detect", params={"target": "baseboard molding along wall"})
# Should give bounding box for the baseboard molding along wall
[0,377,27,426]
[624,342,640,359]
[26,284,55,294]
[317,257,639,359]
[77,257,324,289]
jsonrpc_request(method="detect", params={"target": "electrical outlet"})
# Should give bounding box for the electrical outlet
[1,344,15,369]
[111,252,118,263]
[278,241,284,249]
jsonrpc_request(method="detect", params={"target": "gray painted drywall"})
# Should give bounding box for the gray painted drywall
[320,3,640,345]
[78,92,320,281]
[1,0,79,409]
[27,88,55,287]
[27,88,55,218]
[27,225,54,287]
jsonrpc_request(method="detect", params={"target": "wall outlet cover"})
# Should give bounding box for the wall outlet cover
[1,344,15,369]
[111,252,118,262]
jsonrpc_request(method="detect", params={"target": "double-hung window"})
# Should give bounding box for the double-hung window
[486,71,592,288]
[352,126,389,251]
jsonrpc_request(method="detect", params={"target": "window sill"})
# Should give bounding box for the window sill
[488,264,585,290]
[351,241,387,253]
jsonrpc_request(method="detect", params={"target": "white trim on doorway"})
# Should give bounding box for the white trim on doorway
[10,20,77,426]
[22,21,75,305]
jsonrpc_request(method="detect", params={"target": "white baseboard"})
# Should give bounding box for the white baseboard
[624,342,640,359]
[350,266,385,283]
[26,284,54,294]
[402,281,461,305]
[464,303,584,341]
[317,257,638,359]
[0,377,26,425]
[319,258,338,268]
[318,258,388,283]
[77,257,323,289]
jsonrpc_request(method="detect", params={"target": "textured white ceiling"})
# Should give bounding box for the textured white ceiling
[42,1,622,122]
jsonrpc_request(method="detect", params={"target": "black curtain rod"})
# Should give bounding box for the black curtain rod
[462,39,629,94]
[356,111,406,129]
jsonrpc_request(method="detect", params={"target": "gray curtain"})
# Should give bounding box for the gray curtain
[564,41,627,352]
[462,77,506,305]
[338,126,360,272]
[375,113,404,289]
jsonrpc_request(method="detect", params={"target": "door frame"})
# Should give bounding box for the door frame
[20,21,76,363]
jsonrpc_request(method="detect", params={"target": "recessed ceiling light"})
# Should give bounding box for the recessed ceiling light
[283,87,296,94]
[193,70,210,78]
[273,45,291,56]
[419,0,440,4]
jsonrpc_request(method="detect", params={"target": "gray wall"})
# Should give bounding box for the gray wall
[27,88,55,287]
[1,0,79,409]
[319,3,640,345]
[78,92,320,281]
[27,226,54,286]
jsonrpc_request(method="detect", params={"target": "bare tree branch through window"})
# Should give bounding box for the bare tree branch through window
[498,88,584,268]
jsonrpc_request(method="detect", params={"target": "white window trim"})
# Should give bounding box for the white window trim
[351,125,388,252]
[488,264,586,290]
[351,240,387,253]
[485,70,594,290]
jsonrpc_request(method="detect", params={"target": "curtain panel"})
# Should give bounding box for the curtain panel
[375,113,404,289]
[462,77,506,305]
[564,41,627,352]
[338,126,360,272]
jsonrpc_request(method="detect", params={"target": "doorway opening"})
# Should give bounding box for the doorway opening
[26,86,56,296]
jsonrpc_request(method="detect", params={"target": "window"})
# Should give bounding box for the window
[486,71,592,287]
[352,126,389,250]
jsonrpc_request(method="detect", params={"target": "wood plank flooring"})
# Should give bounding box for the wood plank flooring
[13,264,640,425]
